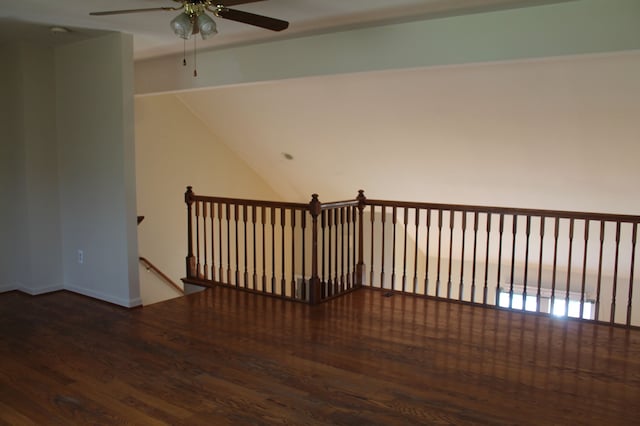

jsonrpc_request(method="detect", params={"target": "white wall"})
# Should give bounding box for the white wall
[0,43,64,294]
[0,44,28,292]
[56,33,140,307]
[135,94,282,303]
[21,44,64,294]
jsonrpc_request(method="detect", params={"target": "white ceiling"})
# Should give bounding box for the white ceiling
[1,0,570,59]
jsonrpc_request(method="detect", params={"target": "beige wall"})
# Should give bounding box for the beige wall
[135,94,281,303]
[174,51,640,213]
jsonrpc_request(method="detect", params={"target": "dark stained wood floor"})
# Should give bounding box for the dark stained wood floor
[1,287,639,425]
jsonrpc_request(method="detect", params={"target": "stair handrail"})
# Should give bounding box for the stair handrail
[139,256,184,295]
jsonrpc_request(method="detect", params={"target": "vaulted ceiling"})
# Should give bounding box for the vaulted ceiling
[4,0,640,214]
[172,51,640,212]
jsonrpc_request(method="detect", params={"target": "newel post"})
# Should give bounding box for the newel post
[309,193,322,304]
[356,190,367,287]
[185,186,196,278]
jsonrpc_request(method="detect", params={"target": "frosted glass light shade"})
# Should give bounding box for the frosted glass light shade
[170,13,193,39]
[197,13,217,39]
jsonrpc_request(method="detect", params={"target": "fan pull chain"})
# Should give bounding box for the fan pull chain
[193,36,198,77]
[182,38,187,66]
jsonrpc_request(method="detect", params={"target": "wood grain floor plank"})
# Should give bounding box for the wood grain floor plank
[1,288,639,425]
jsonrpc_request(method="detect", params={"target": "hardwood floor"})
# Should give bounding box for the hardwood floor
[1,287,639,425]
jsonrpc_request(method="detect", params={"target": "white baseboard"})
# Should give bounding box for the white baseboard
[65,284,142,308]
[17,284,64,296]
[1,283,141,308]
[0,283,18,293]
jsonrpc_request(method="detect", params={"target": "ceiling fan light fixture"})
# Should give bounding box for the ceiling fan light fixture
[197,13,217,39]
[170,12,193,40]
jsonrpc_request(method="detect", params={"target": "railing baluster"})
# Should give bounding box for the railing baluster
[392,206,397,291]
[402,207,408,293]
[218,203,223,283]
[261,206,266,292]
[627,223,637,326]
[281,208,286,298]
[381,206,386,289]
[447,210,455,299]
[252,205,257,290]
[565,218,575,316]
[235,204,240,287]
[243,205,248,288]
[370,205,375,287]
[496,214,505,304]
[424,208,431,296]
[320,210,326,298]
[334,208,339,295]
[611,221,621,324]
[346,207,351,288]
[202,202,208,280]
[509,215,517,309]
[595,220,605,321]
[522,216,531,311]
[550,217,560,315]
[195,201,201,278]
[471,211,479,303]
[271,207,276,295]
[211,202,216,282]
[483,213,491,305]
[301,210,307,300]
[340,207,345,292]
[580,219,590,319]
[326,210,332,297]
[413,208,420,294]
[460,211,467,301]
[291,209,296,299]
[436,209,443,297]
[536,217,545,313]
[226,203,231,285]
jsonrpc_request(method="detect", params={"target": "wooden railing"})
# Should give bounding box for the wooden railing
[183,187,640,328]
[363,199,640,328]
[182,187,364,304]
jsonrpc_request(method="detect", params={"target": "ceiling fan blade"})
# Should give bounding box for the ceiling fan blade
[216,8,289,31]
[219,0,266,6]
[90,7,180,16]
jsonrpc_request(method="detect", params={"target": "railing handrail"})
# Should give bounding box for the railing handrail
[321,199,360,210]
[188,193,309,210]
[139,256,184,295]
[189,193,640,223]
[365,198,640,224]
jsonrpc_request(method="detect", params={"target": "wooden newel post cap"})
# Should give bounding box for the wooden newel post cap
[309,193,321,217]
[357,189,366,208]
[185,186,194,204]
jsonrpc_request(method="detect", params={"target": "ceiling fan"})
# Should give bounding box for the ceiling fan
[90,0,289,40]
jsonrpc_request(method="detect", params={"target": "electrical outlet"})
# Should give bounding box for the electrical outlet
[77,250,84,264]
